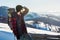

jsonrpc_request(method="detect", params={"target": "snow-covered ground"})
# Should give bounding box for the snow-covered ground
[0,23,17,40]
[27,27,60,36]
[0,23,60,40]
[0,23,12,32]
[0,31,16,40]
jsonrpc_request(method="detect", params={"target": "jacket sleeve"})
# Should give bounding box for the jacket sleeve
[21,7,29,16]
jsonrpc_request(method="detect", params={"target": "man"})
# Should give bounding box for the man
[11,5,29,40]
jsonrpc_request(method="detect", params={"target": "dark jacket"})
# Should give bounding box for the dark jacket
[11,12,27,39]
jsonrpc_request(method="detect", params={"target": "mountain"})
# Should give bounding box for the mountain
[44,14,60,21]
[0,6,9,23]
[0,6,8,18]
[39,14,60,26]
[25,12,60,26]
[24,12,40,20]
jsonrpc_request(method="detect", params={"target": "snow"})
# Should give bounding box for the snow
[0,23,60,40]
[0,23,17,40]
[0,31,16,40]
[0,23,12,32]
[27,27,60,35]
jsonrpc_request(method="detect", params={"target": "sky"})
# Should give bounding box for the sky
[0,0,60,16]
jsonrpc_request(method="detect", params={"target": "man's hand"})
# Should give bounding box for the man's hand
[21,7,29,16]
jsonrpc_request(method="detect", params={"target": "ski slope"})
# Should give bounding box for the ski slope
[0,23,60,40]
[0,23,17,40]
[27,27,60,36]
[0,31,16,40]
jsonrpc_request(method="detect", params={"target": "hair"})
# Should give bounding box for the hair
[8,8,15,12]
[16,5,23,12]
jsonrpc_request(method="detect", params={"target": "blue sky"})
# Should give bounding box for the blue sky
[0,0,60,15]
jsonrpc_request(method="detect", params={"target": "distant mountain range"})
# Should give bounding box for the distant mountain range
[0,6,8,18]
[0,6,60,26]
[24,12,60,26]
[0,6,9,23]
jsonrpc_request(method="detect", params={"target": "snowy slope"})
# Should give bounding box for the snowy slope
[0,23,60,40]
[0,23,16,40]
[27,27,60,36]
[0,31,16,40]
